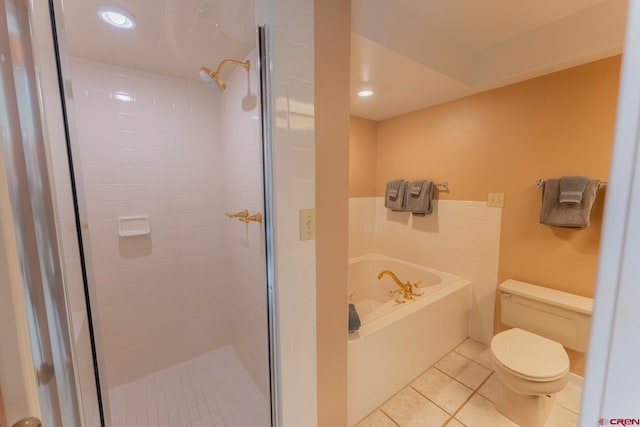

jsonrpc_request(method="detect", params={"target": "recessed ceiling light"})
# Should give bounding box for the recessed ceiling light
[98,5,136,30]
[358,90,374,97]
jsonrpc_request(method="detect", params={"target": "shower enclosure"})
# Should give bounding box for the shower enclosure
[0,0,275,425]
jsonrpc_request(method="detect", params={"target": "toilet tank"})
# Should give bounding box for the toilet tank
[499,279,593,352]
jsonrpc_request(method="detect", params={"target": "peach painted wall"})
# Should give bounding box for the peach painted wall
[315,0,350,425]
[373,56,621,375]
[0,389,6,427]
[349,117,377,197]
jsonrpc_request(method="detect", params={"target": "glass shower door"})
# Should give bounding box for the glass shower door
[44,0,274,426]
[0,0,92,425]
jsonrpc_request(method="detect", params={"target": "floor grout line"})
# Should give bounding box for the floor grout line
[450,350,492,371]
[408,384,457,418]
[432,365,487,391]
[451,416,468,427]
[447,372,494,424]
[473,371,494,393]
[399,348,494,426]
[379,407,402,427]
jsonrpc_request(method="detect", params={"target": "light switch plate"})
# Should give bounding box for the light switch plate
[300,208,316,240]
[488,193,505,208]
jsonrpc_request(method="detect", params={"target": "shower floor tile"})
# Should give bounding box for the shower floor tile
[94,345,269,427]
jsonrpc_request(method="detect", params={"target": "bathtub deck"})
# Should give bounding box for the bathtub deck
[355,338,582,427]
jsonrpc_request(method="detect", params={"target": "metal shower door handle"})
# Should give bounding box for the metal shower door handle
[37,362,54,385]
[11,417,42,427]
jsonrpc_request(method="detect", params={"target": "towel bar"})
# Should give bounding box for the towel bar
[535,178,608,188]
[435,182,449,191]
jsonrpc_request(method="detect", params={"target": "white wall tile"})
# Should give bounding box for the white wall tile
[66,57,228,387]
[259,0,317,423]
[285,5,314,50]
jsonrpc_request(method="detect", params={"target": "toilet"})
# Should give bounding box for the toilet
[490,279,593,427]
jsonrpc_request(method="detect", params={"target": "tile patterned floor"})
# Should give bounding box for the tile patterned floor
[356,338,583,427]
[95,345,269,427]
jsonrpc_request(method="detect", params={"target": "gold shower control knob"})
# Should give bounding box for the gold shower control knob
[225,209,249,219]
[240,213,263,223]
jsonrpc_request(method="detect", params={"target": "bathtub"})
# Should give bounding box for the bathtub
[348,254,471,426]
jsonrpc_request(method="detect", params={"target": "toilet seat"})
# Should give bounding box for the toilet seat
[491,328,569,381]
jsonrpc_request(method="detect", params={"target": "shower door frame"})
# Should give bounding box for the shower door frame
[0,0,86,425]
[259,25,280,427]
[44,0,113,425]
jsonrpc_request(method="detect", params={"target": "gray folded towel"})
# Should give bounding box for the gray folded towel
[406,180,434,215]
[559,176,588,204]
[540,178,600,228]
[349,304,361,334]
[385,180,407,212]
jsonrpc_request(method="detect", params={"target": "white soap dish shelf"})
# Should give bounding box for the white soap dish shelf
[118,216,150,237]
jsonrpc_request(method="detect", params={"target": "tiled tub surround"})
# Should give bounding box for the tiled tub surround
[349,198,502,344]
[348,254,472,426]
[356,338,583,427]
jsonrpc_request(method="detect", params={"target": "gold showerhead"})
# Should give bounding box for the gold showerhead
[199,59,250,92]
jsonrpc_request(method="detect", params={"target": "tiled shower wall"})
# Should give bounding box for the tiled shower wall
[69,57,228,387]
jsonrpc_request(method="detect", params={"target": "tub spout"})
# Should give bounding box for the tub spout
[378,270,415,300]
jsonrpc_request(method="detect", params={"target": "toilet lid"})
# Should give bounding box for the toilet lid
[491,328,569,380]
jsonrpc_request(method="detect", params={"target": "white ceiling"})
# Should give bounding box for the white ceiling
[60,0,628,121]
[392,0,608,50]
[61,0,256,81]
[352,0,628,121]
[351,34,472,122]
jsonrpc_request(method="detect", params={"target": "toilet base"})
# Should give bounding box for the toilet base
[495,382,557,427]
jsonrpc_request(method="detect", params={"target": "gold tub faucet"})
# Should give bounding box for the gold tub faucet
[378,270,417,300]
